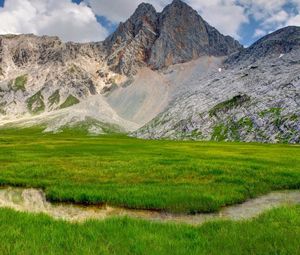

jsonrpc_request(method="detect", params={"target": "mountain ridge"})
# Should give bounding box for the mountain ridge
[0,1,299,143]
[135,26,300,143]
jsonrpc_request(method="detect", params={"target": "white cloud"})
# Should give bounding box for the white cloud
[287,14,300,26]
[253,28,267,38]
[187,0,248,39]
[237,0,300,39]
[85,0,168,23]
[262,10,289,28]
[238,0,287,21]
[0,0,109,42]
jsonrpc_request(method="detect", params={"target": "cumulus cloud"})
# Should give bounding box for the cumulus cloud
[187,0,248,39]
[262,10,289,28]
[238,0,287,21]
[287,14,300,26]
[238,0,300,38]
[0,0,109,42]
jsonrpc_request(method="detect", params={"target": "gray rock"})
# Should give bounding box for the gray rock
[135,27,300,143]
[104,0,242,74]
[149,0,242,69]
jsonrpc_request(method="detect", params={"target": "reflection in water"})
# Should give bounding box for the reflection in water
[0,187,299,224]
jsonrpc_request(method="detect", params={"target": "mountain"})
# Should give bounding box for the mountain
[0,0,299,143]
[104,0,242,75]
[135,26,300,143]
[0,34,137,132]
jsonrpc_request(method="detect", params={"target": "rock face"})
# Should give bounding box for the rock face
[104,0,242,75]
[149,0,242,69]
[0,34,126,121]
[104,3,159,75]
[135,26,300,143]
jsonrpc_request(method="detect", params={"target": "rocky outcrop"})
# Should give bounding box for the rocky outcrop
[104,0,242,75]
[0,34,123,118]
[148,0,242,69]
[104,3,159,75]
[135,26,300,143]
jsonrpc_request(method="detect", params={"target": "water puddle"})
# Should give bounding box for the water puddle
[0,187,299,225]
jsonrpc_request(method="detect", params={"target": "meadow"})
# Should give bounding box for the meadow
[0,127,299,213]
[0,206,299,255]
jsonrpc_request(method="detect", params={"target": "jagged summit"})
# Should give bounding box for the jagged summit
[169,0,192,8]
[104,0,242,75]
[135,2,156,12]
[103,2,159,75]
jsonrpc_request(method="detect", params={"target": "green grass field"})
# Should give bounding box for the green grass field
[0,128,300,254]
[0,127,299,213]
[0,206,299,255]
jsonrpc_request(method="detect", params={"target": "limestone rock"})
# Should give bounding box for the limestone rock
[105,0,242,75]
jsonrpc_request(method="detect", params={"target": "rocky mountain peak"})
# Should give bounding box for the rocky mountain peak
[168,0,192,9]
[103,2,159,75]
[104,2,157,43]
[135,2,156,14]
[104,0,243,75]
[126,2,157,34]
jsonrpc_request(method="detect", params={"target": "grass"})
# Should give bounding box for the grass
[13,75,27,92]
[59,95,80,109]
[64,117,125,134]
[209,94,251,117]
[211,117,254,142]
[0,128,299,213]
[0,206,299,255]
[48,90,60,107]
[259,107,283,128]
[26,91,45,114]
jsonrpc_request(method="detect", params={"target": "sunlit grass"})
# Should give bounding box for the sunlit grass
[0,127,299,213]
[0,206,299,255]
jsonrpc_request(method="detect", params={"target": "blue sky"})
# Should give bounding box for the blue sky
[0,0,299,45]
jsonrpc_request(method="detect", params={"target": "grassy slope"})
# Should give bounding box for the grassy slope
[59,95,80,109]
[0,128,299,213]
[13,75,27,92]
[0,206,299,255]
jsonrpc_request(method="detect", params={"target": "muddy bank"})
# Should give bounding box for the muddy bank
[0,187,299,224]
